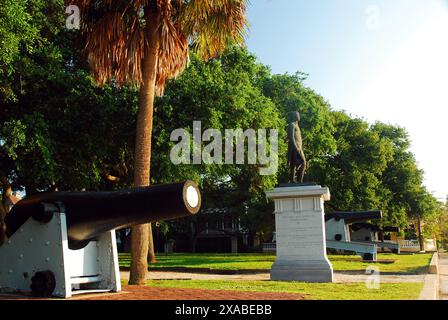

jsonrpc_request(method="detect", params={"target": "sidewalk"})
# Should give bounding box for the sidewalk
[120,270,426,283]
[438,253,448,300]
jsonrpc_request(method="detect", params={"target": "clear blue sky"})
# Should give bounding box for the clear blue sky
[246,0,448,201]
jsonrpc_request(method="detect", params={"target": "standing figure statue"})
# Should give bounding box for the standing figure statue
[287,111,307,183]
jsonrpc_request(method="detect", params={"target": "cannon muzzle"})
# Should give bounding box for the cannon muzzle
[5,180,201,249]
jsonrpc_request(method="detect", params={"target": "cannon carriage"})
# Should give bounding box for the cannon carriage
[325,210,400,261]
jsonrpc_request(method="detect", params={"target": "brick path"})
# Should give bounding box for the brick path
[0,286,304,300]
[80,286,304,300]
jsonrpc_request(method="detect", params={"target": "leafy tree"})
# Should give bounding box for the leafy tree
[262,73,337,174]
[1,1,443,258]
[1,0,66,242]
[0,0,37,101]
[0,1,141,243]
[309,111,393,214]
[371,123,425,228]
[408,187,443,251]
[153,47,285,245]
[0,0,63,102]
[439,197,448,249]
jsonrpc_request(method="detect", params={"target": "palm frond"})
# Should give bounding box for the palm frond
[180,0,248,59]
[70,0,248,94]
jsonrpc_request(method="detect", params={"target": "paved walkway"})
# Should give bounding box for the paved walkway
[0,286,304,301]
[121,270,425,283]
[438,253,448,300]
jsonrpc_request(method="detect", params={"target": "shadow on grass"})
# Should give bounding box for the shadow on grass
[119,253,275,271]
[119,252,432,275]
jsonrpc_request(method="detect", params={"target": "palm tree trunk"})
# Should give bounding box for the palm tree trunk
[129,8,160,285]
[0,177,12,246]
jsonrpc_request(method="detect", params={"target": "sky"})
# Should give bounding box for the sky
[246,0,448,201]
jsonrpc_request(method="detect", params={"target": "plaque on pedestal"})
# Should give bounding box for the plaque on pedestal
[266,184,333,283]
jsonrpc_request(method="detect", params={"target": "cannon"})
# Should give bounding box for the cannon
[325,210,401,259]
[325,210,382,261]
[350,223,400,254]
[0,181,201,298]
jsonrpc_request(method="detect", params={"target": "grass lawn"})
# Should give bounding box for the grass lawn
[119,252,433,274]
[144,279,424,300]
[328,253,432,274]
[119,253,430,300]
[119,253,275,271]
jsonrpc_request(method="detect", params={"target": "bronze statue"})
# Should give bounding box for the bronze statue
[287,111,307,183]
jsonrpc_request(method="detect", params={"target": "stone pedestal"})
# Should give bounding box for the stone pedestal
[266,184,333,283]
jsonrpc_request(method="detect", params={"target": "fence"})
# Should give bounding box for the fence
[395,239,437,252]
[262,242,276,253]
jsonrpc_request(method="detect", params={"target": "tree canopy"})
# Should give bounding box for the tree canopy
[0,2,442,246]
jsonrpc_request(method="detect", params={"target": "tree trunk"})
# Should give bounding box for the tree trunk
[148,223,156,263]
[0,192,7,246]
[0,204,6,246]
[192,236,198,253]
[0,177,12,246]
[1,177,12,213]
[417,217,425,252]
[129,8,160,285]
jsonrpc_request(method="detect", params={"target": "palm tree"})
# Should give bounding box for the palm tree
[71,0,248,284]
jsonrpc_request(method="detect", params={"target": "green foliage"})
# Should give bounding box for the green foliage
[409,187,444,237]
[153,48,286,237]
[153,48,284,189]
[0,2,442,239]
[310,112,394,213]
[370,124,418,227]
[438,201,448,246]
[0,0,37,75]
[0,119,27,160]
[0,2,139,192]
[1,61,139,190]
[0,0,64,101]
[262,73,337,166]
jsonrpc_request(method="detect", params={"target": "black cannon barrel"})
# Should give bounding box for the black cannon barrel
[325,210,382,223]
[5,181,201,249]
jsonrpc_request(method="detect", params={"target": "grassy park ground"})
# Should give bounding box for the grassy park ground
[144,280,423,300]
[119,252,433,274]
[118,252,432,300]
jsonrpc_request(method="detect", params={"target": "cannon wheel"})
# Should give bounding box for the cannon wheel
[30,271,56,297]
